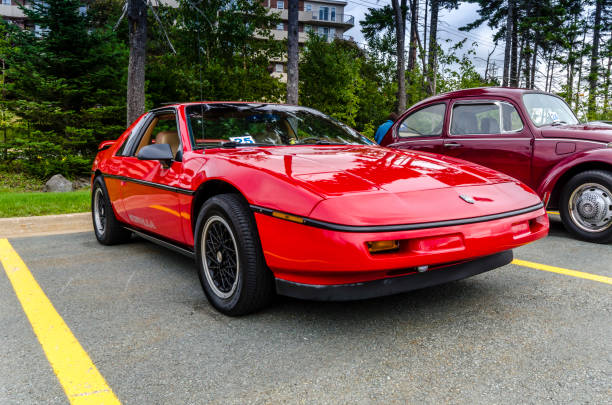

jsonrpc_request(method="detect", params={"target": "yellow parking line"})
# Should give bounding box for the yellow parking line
[546,210,560,215]
[0,239,120,405]
[513,258,612,285]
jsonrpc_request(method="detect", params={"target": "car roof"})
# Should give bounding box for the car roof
[406,87,557,112]
[150,101,288,112]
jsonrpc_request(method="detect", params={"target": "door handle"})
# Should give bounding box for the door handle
[444,142,462,149]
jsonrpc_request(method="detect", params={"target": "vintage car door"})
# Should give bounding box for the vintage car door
[442,98,534,187]
[385,102,447,154]
[119,109,187,244]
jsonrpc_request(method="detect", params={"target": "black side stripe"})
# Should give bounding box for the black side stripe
[250,202,544,233]
[102,173,195,195]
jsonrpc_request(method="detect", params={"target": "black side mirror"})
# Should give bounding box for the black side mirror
[137,143,174,165]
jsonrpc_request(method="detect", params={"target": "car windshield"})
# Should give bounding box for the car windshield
[185,103,372,148]
[522,93,579,127]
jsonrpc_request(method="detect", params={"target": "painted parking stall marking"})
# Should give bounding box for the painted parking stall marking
[0,238,120,405]
[513,258,612,285]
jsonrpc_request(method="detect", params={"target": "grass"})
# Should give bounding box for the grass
[0,189,91,218]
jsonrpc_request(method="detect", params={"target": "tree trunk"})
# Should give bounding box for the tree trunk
[603,50,611,115]
[521,41,530,88]
[427,0,439,95]
[127,0,147,126]
[574,28,588,110]
[509,6,519,87]
[423,0,428,78]
[287,0,299,105]
[392,0,407,112]
[548,51,556,92]
[587,0,603,118]
[530,39,538,88]
[407,0,418,73]
[502,0,514,87]
[517,37,525,87]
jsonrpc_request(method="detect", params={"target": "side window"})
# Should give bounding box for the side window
[501,102,523,132]
[116,114,150,157]
[134,112,181,159]
[397,104,446,138]
[451,103,500,135]
[451,102,524,135]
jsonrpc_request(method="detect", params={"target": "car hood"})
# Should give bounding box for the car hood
[208,145,542,225]
[540,124,612,143]
[211,145,515,194]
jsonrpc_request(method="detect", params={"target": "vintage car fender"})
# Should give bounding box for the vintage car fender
[537,147,612,204]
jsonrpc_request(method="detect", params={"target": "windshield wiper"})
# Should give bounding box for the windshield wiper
[550,120,568,126]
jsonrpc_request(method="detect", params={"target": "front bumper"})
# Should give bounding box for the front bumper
[275,250,513,301]
[254,206,548,286]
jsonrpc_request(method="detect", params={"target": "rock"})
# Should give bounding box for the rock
[72,177,91,190]
[43,174,73,192]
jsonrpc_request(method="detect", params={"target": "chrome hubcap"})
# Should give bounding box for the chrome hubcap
[568,182,612,233]
[201,215,239,299]
[93,188,106,235]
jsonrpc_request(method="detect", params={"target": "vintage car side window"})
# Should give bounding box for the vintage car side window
[451,103,500,135]
[397,104,445,137]
[500,102,523,132]
[451,102,523,135]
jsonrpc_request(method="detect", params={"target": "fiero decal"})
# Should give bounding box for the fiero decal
[128,214,157,230]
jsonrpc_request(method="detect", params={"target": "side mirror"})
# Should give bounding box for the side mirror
[137,143,174,165]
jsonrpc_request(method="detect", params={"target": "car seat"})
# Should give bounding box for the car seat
[155,131,180,157]
[480,117,500,134]
[453,109,479,134]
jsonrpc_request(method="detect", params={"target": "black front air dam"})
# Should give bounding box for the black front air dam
[275,250,513,301]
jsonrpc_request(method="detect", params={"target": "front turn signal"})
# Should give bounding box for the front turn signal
[367,240,400,254]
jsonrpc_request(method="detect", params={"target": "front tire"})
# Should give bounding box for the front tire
[559,170,612,243]
[92,176,131,245]
[194,194,274,316]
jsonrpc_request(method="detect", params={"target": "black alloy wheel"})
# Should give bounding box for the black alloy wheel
[91,176,131,245]
[194,193,274,316]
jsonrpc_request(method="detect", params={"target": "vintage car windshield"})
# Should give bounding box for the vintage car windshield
[522,93,579,127]
[186,104,372,148]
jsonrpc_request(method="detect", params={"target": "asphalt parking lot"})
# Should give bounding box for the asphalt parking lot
[1,216,611,404]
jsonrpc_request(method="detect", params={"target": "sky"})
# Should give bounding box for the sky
[342,1,504,80]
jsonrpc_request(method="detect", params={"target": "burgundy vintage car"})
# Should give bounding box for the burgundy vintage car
[381,88,612,243]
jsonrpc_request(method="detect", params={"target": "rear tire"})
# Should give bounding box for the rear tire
[92,176,131,245]
[559,170,612,243]
[194,194,274,316]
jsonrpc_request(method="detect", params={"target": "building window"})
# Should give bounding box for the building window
[319,6,328,20]
[2,0,11,5]
[277,0,284,9]
[305,3,311,11]
[275,64,284,73]
[331,7,336,21]
[305,24,312,32]
[276,22,283,30]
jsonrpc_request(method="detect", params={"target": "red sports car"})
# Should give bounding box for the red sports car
[91,103,548,315]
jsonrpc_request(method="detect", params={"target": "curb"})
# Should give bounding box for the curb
[0,212,92,238]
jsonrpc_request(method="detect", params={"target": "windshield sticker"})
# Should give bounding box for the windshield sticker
[229,136,255,144]
[548,111,559,122]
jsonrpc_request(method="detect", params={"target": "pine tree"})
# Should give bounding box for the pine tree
[5,0,127,177]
